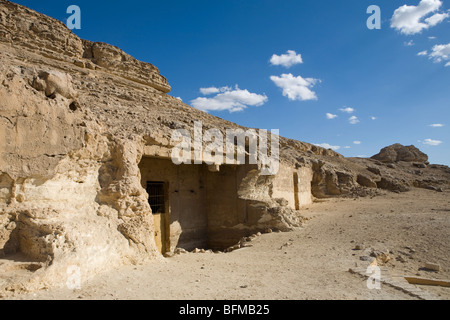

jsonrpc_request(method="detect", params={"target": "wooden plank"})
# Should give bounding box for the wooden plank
[404,276,450,287]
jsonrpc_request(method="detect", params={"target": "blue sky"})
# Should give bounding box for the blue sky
[14,0,450,165]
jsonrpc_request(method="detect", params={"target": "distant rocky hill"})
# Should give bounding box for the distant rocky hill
[372,144,429,163]
[0,0,448,296]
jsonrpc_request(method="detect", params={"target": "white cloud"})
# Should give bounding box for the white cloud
[429,123,444,127]
[191,86,268,113]
[428,36,437,40]
[425,12,449,26]
[326,113,338,119]
[404,40,415,46]
[270,73,320,101]
[339,107,355,114]
[391,0,447,35]
[313,143,341,151]
[175,97,182,101]
[344,146,351,149]
[349,116,360,125]
[446,62,450,67]
[423,138,443,146]
[270,50,303,68]
[418,50,428,56]
[199,86,232,95]
[353,141,362,145]
[371,116,377,120]
[429,43,450,63]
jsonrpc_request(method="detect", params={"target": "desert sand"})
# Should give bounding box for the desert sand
[12,188,449,301]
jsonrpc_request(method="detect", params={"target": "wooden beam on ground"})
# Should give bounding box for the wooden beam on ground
[404,276,450,287]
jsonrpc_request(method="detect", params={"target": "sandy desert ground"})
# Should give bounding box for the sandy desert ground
[9,188,450,301]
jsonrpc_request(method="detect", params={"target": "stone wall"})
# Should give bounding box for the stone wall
[272,164,313,210]
[139,157,208,252]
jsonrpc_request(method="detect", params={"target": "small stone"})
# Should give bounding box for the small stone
[354,244,364,250]
[226,244,240,252]
[16,194,25,203]
[367,166,381,175]
[370,250,391,264]
[73,60,85,68]
[424,262,440,272]
[275,198,289,207]
[360,256,374,262]
[264,228,273,234]
[6,222,16,231]
[175,248,187,254]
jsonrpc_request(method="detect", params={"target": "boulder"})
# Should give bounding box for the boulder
[357,174,377,188]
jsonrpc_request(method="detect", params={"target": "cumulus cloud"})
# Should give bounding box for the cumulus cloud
[418,50,428,56]
[429,43,450,63]
[340,107,355,114]
[313,143,341,151]
[326,113,338,119]
[371,116,377,120]
[191,86,268,113]
[349,116,360,125]
[270,73,320,101]
[199,86,232,95]
[422,138,443,146]
[429,123,445,127]
[425,12,449,26]
[391,0,448,35]
[270,50,303,68]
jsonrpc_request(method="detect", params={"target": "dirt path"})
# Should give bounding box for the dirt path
[13,188,450,300]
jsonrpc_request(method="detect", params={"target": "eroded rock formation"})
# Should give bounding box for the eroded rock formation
[371,144,429,164]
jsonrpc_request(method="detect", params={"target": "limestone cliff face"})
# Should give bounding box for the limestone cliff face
[0,0,171,93]
[0,0,321,294]
[0,59,160,293]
